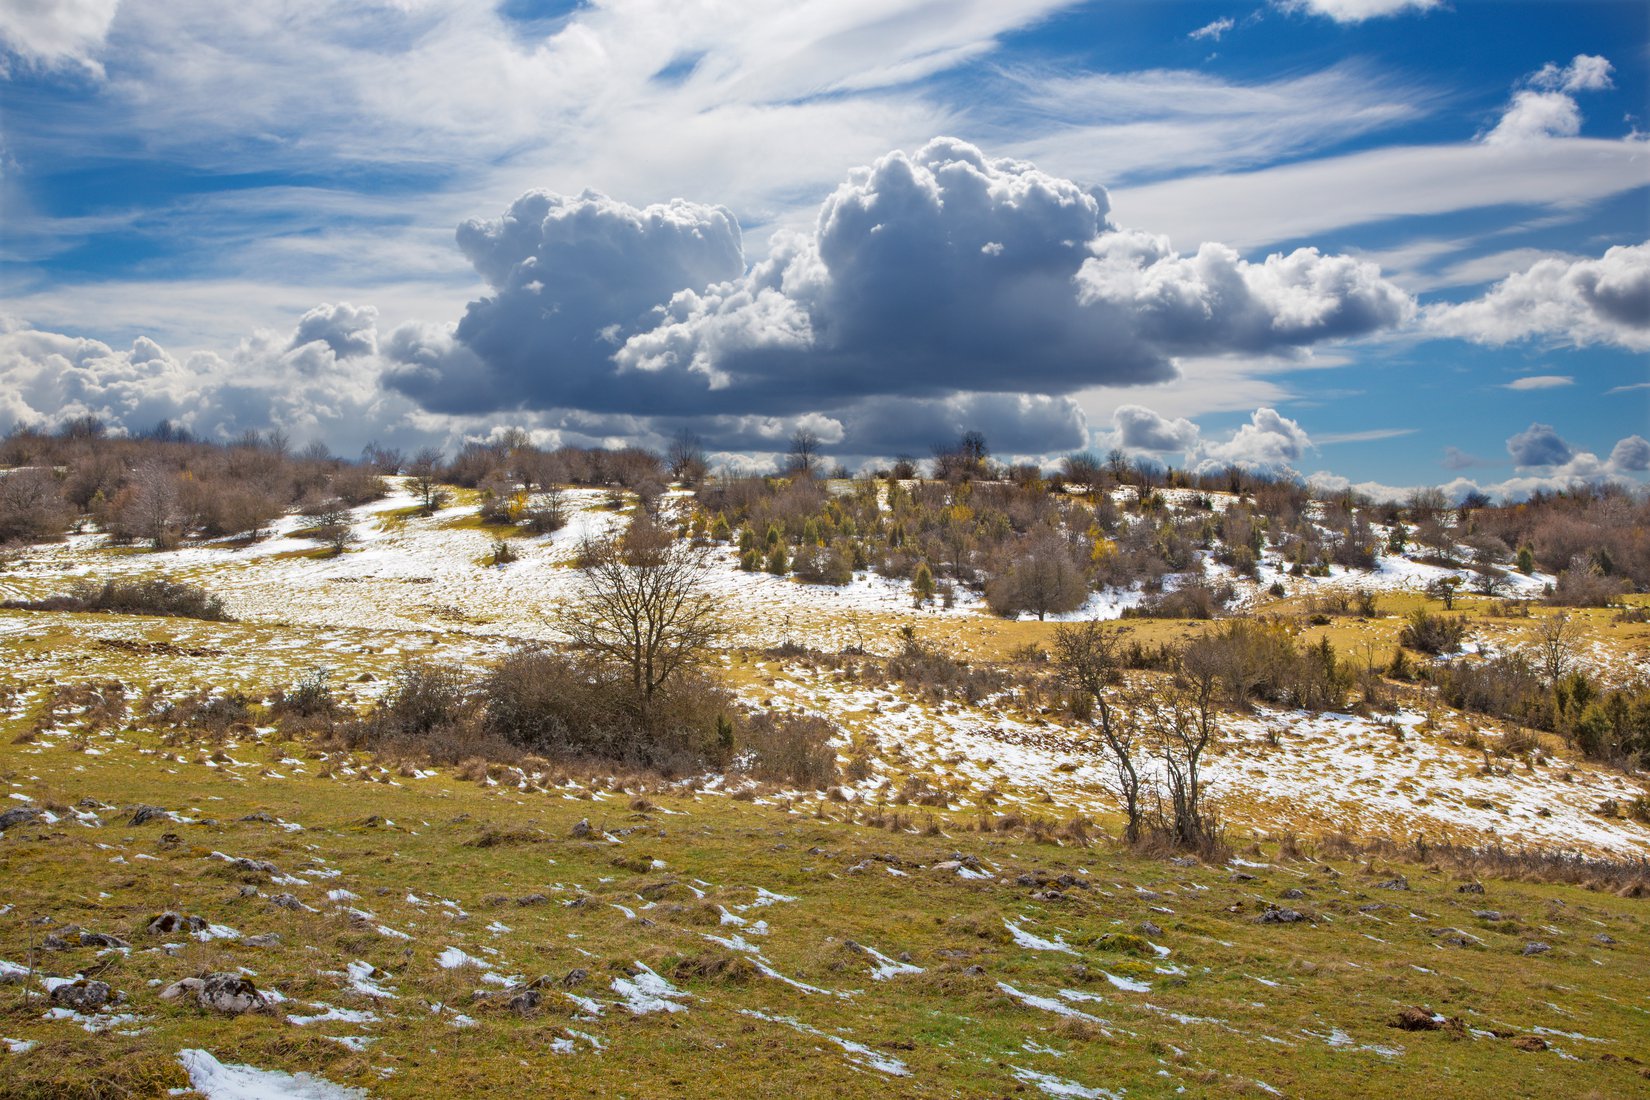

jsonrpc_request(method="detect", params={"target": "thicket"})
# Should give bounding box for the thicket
[0,421,388,549]
[1429,657,1650,765]
[2,577,230,621]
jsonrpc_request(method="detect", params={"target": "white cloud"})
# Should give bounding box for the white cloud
[1191,407,1312,472]
[1611,435,1650,472]
[1424,242,1650,351]
[1112,404,1199,452]
[1506,422,1574,468]
[1531,54,1614,94]
[1113,135,1648,253]
[1484,55,1613,145]
[1276,0,1442,23]
[1189,17,1234,42]
[0,0,119,73]
[1500,374,1573,391]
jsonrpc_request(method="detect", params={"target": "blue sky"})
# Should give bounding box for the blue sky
[1,0,1645,498]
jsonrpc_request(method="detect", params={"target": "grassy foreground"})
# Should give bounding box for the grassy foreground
[1,709,1647,1099]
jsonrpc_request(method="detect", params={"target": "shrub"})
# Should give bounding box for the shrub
[736,711,841,788]
[3,577,231,621]
[1399,609,1466,654]
[1123,583,1232,620]
[1548,569,1628,608]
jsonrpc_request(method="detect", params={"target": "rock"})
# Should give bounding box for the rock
[1510,1035,1548,1052]
[515,894,549,906]
[269,893,306,910]
[506,989,542,1015]
[242,933,281,948]
[931,860,963,873]
[40,934,71,951]
[1389,1006,1462,1034]
[147,913,208,936]
[570,818,591,839]
[1170,856,1198,867]
[1593,933,1617,946]
[963,965,986,976]
[50,979,113,1011]
[1256,906,1307,924]
[1139,921,1164,938]
[1229,871,1256,882]
[239,812,276,823]
[229,857,278,875]
[560,968,589,988]
[1280,888,1306,900]
[238,885,259,898]
[1521,941,1551,956]
[1472,910,1508,922]
[1014,873,1040,887]
[128,805,167,826]
[1429,928,1475,947]
[161,973,267,1015]
[1374,876,1410,891]
[78,931,129,949]
[1456,882,1485,894]
[0,807,42,831]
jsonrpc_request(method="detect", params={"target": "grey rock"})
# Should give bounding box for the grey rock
[242,933,281,948]
[128,805,167,826]
[1256,906,1308,924]
[50,979,113,1011]
[78,931,129,949]
[1521,941,1551,956]
[161,973,267,1014]
[147,913,207,936]
[0,807,42,831]
[570,818,591,839]
[1456,882,1485,894]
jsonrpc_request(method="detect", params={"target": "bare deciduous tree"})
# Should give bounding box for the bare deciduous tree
[408,447,447,514]
[1054,620,1144,842]
[562,519,726,717]
[1532,611,1575,685]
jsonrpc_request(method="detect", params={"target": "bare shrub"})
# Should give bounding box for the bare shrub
[736,712,840,788]
[4,577,230,621]
[1399,609,1466,654]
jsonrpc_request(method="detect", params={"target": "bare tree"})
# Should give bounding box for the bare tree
[562,519,726,718]
[785,428,821,477]
[667,431,709,487]
[1531,612,1575,685]
[1054,621,1144,842]
[408,447,447,514]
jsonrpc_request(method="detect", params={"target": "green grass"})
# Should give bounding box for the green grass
[1,706,1646,1098]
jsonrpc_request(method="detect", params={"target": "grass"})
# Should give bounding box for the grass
[1,687,1647,1098]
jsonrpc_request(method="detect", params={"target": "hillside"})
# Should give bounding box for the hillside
[1,475,1648,1098]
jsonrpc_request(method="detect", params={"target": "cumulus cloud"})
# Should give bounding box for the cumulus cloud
[0,311,423,454]
[0,0,119,74]
[1276,0,1441,23]
[1484,55,1613,144]
[289,302,378,360]
[1610,435,1650,473]
[1191,407,1312,472]
[385,190,744,416]
[380,139,1410,455]
[1112,404,1199,452]
[1425,242,1650,350]
[1506,422,1575,467]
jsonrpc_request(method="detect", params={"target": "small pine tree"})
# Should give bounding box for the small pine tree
[764,522,783,549]
[710,514,732,542]
[912,561,935,606]
[738,526,756,553]
[765,544,789,574]
[740,549,761,571]
[1516,544,1534,574]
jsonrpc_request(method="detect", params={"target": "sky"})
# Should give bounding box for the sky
[0,0,1646,499]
